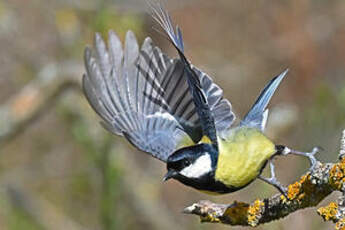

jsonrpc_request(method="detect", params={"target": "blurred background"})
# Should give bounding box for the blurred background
[0,0,345,229]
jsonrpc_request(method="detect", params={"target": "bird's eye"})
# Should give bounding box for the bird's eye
[183,159,191,166]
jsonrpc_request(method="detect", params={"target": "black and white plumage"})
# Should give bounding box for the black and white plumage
[149,1,225,145]
[83,30,234,162]
[138,38,234,142]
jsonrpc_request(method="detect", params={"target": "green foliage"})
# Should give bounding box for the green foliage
[91,7,144,41]
[8,208,44,230]
[61,104,122,230]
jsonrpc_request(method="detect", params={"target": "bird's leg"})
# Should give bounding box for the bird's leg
[279,146,320,172]
[259,161,288,198]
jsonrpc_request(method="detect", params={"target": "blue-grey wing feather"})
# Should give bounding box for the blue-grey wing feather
[193,67,235,138]
[240,69,288,131]
[83,31,189,162]
[148,2,234,142]
[138,39,235,142]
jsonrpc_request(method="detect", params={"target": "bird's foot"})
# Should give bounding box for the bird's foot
[283,146,321,172]
[259,161,288,199]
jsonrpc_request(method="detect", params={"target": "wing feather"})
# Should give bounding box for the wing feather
[83,31,189,162]
[148,2,236,143]
[240,69,288,131]
[84,8,236,161]
[139,43,235,141]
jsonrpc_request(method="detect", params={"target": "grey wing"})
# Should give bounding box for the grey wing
[193,67,235,139]
[83,30,189,162]
[138,39,235,142]
[240,69,288,131]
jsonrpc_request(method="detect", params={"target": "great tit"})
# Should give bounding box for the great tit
[82,2,318,195]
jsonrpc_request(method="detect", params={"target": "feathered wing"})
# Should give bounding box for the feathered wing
[193,67,235,139]
[83,30,190,162]
[149,2,235,143]
[240,69,288,131]
[138,42,235,141]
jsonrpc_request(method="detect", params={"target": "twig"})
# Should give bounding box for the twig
[0,62,81,146]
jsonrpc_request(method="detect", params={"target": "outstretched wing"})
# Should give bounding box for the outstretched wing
[240,69,288,131]
[149,2,234,144]
[194,67,235,139]
[83,30,190,162]
[138,40,234,141]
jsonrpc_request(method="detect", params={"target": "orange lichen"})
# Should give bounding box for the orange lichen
[336,218,345,230]
[280,194,287,202]
[247,199,264,226]
[200,213,220,223]
[286,175,309,201]
[329,159,345,190]
[287,181,302,200]
[317,202,338,222]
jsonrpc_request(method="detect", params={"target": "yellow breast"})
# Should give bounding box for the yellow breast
[215,127,276,188]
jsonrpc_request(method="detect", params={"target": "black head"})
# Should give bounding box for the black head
[163,143,240,193]
[163,143,218,186]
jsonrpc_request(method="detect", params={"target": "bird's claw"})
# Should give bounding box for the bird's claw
[259,175,288,199]
[306,146,320,172]
[269,177,288,198]
[259,161,288,198]
[286,146,321,173]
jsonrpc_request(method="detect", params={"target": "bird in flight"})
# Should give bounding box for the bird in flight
[82,2,318,196]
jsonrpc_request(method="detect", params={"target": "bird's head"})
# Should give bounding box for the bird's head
[163,143,218,187]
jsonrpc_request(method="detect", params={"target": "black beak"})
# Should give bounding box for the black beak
[163,170,178,182]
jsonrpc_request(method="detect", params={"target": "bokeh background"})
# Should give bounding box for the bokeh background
[1,0,345,229]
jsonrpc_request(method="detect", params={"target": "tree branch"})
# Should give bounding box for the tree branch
[0,62,81,146]
[183,133,345,229]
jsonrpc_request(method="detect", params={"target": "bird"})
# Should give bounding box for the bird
[82,2,319,196]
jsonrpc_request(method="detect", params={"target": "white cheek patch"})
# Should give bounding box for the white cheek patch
[180,154,212,178]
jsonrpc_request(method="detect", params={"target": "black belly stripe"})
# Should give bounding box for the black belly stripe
[174,172,247,194]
